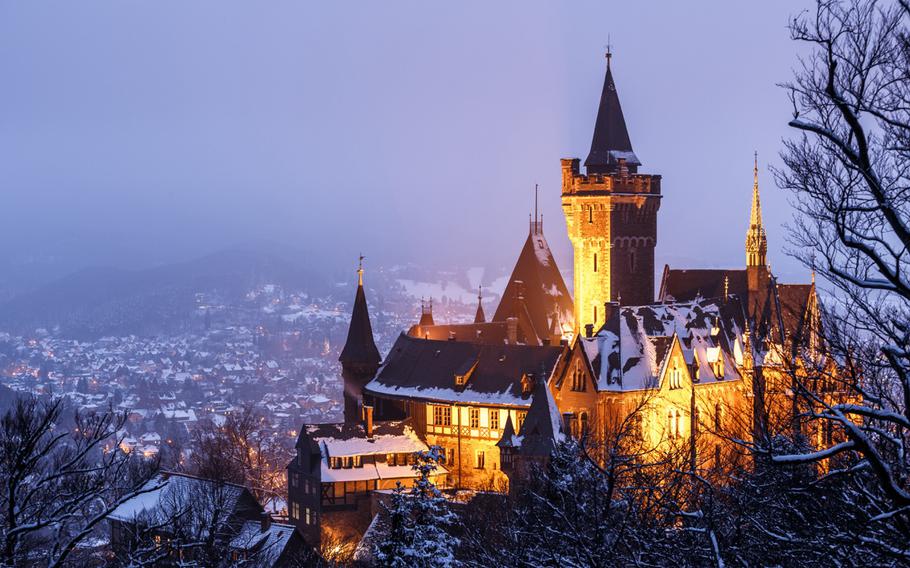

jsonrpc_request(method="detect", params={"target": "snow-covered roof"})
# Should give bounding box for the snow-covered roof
[585,298,744,392]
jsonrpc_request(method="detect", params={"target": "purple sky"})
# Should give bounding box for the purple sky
[0,1,812,284]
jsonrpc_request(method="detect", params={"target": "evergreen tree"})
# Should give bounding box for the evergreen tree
[373,447,459,568]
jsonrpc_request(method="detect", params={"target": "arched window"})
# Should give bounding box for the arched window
[675,410,682,439]
[580,412,589,437]
[571,362,585,392]
[593,253,598,273]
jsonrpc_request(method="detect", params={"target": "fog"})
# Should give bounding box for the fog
[0,0,811,289]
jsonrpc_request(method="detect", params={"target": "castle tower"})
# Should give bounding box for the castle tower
[562,51,661,332]
[339,257,381,424]
[746,153,770,306]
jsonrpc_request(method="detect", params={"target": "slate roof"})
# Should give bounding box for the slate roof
[407,321,510,345]
[659,267,748,303]
[339,280,381,367]
[578,298,745,392]
[513,376,565,457]
[492,228,574,344]
[365,333,565,407]
[585,60,640,173]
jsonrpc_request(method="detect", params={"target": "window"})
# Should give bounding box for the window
[475,450,485,469]
[433,405,452,426]
[448,448,455,465]
[668,410,674,439]
[305,507,312,525]
[629,249,636,272]
[353,455,363,468]
[594,253,598,273]
[588,206,593,223]
[330,457,342,469]
[386,453,397,466]
[712,355,724,378]
[693,407,701,437]
[714,402,724,432]
[675,411,682,439]
[669,365,682,389]
[342,456,353,469]
[291,501,300,521]
[579,412,589,437]
[469,408,480,428]
[517,411,527,432]
[490,409,500,430]
[571,363,586,392]
[290,472,298,488]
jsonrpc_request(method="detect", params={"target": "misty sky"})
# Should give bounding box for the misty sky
[0,1,813,284]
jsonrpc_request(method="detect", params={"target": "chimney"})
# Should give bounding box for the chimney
[584,323,594,338]
[363,404,374,438]
[260,511,271,533]
[506,317,519,345]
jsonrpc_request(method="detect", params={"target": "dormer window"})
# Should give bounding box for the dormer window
[521,373,533,395]
[713,354,724,378]
[669,365,682,389]
[353,455,363,468]
[455,373,466,387]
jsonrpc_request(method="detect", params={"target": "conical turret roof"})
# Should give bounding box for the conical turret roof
[584,56,639,174]
[339,265,381,367]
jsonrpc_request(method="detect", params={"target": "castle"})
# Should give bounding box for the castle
[286,52,822,548]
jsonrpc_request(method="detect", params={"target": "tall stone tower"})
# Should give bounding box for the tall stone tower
[339,258,381,424]
[562,52,662,332]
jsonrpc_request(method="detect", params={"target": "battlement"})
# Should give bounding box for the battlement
[560,157,661,197]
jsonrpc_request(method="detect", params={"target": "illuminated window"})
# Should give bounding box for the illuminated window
[475,450,485,469]
[469,408,480,428]
[669,365,682,389]
[343,456,353,469]
[353,455,362,468]
[594,253,598,273]
[713,355,724,378]
[517,411,527,432]
[571,363,586,392]
[291,501,300,520]
[433,405,452,426]
[490,409,500,430]
[386,453,397,466]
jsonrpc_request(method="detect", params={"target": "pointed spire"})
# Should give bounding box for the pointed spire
[339,257,381,367]
[750,152,763,227]
[746,152,768,268]
[474,285,486,324]
[584,49,640,174]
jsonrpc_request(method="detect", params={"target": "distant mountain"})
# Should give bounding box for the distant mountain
[0,246,331,338]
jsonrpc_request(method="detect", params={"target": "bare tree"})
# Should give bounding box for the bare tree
[0,395,160,568]
[188,405,290,505]
[772,0,910,559]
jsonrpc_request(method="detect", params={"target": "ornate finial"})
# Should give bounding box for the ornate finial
[605,35,612,68]
[753,151,759,188]
[357,253,365,286]
[724,274,729,302]
[478,284,483,302]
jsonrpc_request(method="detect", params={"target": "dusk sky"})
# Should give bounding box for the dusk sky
[0,1,812,283]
